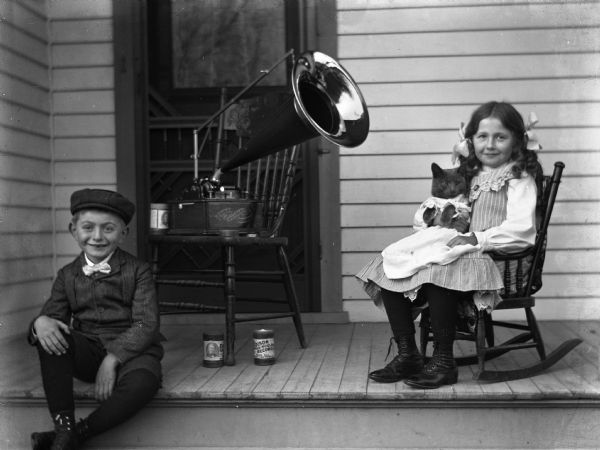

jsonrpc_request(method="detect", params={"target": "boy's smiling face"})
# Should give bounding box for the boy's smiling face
[70,210,128,263]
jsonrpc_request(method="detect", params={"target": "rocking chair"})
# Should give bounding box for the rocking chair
[419,161,582,382]
[149,146,307,365]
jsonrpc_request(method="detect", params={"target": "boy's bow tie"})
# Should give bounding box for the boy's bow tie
[82,262,111,276]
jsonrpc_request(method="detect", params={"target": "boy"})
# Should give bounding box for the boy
[29,189,163,450]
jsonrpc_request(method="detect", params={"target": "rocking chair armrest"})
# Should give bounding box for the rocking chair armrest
[488,246,536,261]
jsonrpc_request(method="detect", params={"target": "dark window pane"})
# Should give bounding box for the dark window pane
[172,0,287,88]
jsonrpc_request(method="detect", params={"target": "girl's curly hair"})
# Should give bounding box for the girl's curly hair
[456,101,540,185]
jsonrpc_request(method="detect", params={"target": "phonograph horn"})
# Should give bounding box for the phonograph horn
[204,50,369,191]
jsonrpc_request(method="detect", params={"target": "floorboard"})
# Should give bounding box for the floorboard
[2,321,598,405]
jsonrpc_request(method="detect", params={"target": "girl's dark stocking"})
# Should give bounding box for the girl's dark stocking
[381,288,416,338]
[368,289,423,383]
[405,283,461,389]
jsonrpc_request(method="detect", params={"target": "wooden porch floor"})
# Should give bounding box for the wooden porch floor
[2,320,599,404]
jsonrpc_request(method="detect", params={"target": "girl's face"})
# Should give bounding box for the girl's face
[472,117,517,169]
[70,210,128,263]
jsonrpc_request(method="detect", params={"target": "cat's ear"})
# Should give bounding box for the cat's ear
[431,162,444,177]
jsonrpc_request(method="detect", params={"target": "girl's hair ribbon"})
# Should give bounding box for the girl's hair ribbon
[451,122,470,164]
[525,112,542,150]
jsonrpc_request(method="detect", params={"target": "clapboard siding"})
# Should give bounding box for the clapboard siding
[0,0,52,339]
[50,18,113,43]
[337,0,600,319]
[0,73,50,112]
[53,91,115,114]
[366,103,600,131]
[50,0,116,265]
[359,79,600,107]
[344,128,600,155]
[338,0,599,12]
[0,233,54,261]
[0,279,51,314]
[0,1,117,338]
[0,21,48,65]
[341,177,599,203]
[338,3,600,32]
[0,153,52,183]
[52,43,114,67]
[344,54,599,82]
[0,126,50,159]
[47,0,113,19]
[341,153,600,178]
[53,137,116,160]
[341,30,599,58]
[52,67,115,90]
[0,0,47,40]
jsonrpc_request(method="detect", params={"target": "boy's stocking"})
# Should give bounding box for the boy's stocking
[84,369,160,437]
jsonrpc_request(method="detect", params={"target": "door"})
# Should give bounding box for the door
[142,0,321,312]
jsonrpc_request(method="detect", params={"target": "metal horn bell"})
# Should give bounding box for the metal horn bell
[209,51,369,184]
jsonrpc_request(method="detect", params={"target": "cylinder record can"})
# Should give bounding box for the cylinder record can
[203,332,224,368]
[150,203,169,234]
[253,329,275,365]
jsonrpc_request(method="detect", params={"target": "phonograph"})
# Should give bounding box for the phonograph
[167,49,370,235]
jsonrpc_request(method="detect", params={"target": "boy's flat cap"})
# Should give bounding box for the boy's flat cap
[70,189,136,224]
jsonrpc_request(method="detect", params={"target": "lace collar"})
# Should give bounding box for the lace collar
[469,162,516,201]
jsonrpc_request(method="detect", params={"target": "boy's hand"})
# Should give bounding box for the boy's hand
[447,233,478,248]
[95,353,120,401]
[33,315,70,355]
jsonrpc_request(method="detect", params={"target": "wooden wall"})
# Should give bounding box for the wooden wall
[0,0,52,338]
[337,0,600,321]
[0,0,116,338]
[49,0,116,269]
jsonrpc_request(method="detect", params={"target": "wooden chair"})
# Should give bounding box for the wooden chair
[149,146,307,365]
[419,161,582,382]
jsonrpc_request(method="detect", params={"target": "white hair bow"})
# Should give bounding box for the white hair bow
[451,122,470,164]
[525,112,542,150]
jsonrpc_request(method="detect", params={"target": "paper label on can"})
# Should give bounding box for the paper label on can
[203,339,224,362]
[253,337,275,359]
[150,208,169,230]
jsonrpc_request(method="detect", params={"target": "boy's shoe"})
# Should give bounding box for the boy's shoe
[31,417,89,450]
[31,430,54,450]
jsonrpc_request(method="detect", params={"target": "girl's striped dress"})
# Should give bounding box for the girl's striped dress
[356,163,523,311]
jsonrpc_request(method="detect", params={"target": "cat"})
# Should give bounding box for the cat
[420,162,470,233]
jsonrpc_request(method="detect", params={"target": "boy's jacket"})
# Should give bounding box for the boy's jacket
[29,248,163,378]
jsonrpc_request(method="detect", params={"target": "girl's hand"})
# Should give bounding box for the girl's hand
[33,315,70,355]
[95,353,120,401]
[447,233,478,248]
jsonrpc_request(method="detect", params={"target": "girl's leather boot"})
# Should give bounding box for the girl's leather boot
[403,341,458,389]
[368,335,424,383]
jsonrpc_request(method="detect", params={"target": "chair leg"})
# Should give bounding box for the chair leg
[223,245,236,365]
[525,307,546,360]
[419,309,431,357]
[476,309,487,375]
[484,311,495,347]
[276,245,307,348]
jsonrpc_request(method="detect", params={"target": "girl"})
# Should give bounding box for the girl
[356,101,541,389]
